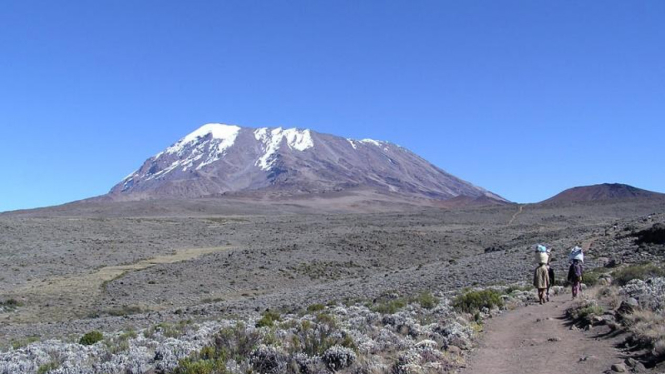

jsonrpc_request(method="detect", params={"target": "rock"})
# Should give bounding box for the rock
[547,337,561,342]
[615,301,635,322]
[624,358,638,368]
[611,363,627,372]
[446,345,462,355]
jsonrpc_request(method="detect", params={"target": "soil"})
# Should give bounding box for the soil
[463,294,625,374]
[1,198,664,342]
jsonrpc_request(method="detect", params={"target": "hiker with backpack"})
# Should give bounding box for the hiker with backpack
[533,261,549,305]
[567,258,584,299]
[567,246,584,299]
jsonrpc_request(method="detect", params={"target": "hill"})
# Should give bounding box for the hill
[540,183,664,204]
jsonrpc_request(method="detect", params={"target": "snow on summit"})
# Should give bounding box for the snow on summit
[165,123,241,156]
[254,127,314,170]
[110,121,509,203]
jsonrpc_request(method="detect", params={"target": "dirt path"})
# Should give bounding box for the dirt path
[508,205,523,225]
[462,294,622,374]
[2,246,233,324]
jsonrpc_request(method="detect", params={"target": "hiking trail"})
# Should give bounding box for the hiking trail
[508,204,523,225]
[461,294,624,374]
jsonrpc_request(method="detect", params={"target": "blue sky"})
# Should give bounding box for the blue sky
[1,1,664,212]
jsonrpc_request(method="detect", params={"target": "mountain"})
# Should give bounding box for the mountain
[540,183,665,204]
[108,123,507,204]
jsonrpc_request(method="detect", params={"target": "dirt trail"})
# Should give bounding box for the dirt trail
[508,205,524,225]
[462,294,622,374]
[2,246,232,324]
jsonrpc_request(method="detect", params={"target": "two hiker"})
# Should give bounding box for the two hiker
[533,245,584,303]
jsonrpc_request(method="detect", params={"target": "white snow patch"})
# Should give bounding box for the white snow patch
[122,171,137,181]
[360,139,382,147]
[254,127,314,170]
[347,139,357,149]
[165,123,241,156]
[142,124,242,178]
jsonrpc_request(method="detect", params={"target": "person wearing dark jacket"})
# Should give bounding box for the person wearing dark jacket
[567,259,584,299]
[546,259,555,302]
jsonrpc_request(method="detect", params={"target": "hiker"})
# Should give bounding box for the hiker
[546,258,555,302]
[533,261,549,305]
[567,259,584,299]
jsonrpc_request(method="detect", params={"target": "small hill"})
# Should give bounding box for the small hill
[541,183,664,204]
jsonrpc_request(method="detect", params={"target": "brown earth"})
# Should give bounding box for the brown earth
[463,294,626,374]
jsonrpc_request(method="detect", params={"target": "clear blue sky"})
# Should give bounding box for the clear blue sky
[1,1,664,212]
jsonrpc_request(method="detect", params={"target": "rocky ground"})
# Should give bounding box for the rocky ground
[0,198,663,373]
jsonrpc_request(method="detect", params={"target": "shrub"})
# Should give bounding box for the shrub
[504,284,533,294]
[307,303,325,312]
[581,267,608,286]
[37,362,59,374]
[256,310,281,328]
[613,264,665,286]
[321,345,356,371]
[79,331,103,346]
[173,358,225,374]
[453,289,503,313]
[370,298,406,314]
[413,292,438,309]
[106,305,142,316]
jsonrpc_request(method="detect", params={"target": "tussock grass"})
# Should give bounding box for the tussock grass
[612,263,665,286]
[79,331,103,346]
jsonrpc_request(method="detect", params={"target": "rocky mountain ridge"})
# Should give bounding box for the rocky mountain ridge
[109,123,507,203]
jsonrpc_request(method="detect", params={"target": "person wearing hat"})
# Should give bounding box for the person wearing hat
[533,261,550,305]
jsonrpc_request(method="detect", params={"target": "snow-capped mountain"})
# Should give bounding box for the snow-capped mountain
[109,123,507,202]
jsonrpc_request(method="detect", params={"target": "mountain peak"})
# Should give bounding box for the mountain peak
[111,122,508,204]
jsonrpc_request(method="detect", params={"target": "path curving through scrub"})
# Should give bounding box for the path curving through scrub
[462,294,623,374]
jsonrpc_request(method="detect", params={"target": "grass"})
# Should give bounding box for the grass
[105,305,143,317]
[256,310,281,328]
[581,267,609,286]
[369,298,407,314]
[452,289,504,314]
[504,284,534,294]
[412,291,438,309]
[622,309,665,359]
[612,263,665,286]
[11,335,40,350]
[144,320,195,339]
[37,361,60,374]
[307,303,326,312]
[0,298,23,312]
[79,331,104,346]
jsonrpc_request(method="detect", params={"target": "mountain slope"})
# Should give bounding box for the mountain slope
[540,183,664,204]
[109,123,507,203]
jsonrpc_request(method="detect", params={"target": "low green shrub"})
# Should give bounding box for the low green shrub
[576,305,604,320]
[256,310,281,328]
[504,284,534,294]
[412,291,438,309]
[370,297,407,314]
[581,268,605,286]
[37,361,59,374]
[453,289,503,313]
[79,331,103,346]
[612,263,665,286]
[307,303,325,312]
